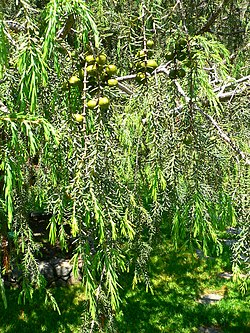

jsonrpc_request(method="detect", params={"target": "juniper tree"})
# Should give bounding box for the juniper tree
[0,0,249,331]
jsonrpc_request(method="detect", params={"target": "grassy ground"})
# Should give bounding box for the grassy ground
[0,241,249,332]
[116,242,250,333]
[0,285,86,332]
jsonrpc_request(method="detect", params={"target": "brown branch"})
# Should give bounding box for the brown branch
[197,0,231,34]
[56,14,74,40]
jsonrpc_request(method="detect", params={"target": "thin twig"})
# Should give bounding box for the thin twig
[217,87,249,102]
[196,105,250,165]
[117,82,134,95]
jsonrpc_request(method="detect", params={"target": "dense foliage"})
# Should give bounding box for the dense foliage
[0,0,249,331]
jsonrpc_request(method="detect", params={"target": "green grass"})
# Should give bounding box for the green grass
[0,285,86,333]
[0,241,249,332]
[115,242,250,333]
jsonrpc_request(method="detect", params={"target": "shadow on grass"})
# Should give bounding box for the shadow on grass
[0,285,86,333]
[116,243,250,333]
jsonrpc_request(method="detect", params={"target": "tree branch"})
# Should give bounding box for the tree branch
[116,66,250,101]
[197,0,231,34]
[56,14,75,40]
[217,87,249,102]
[174,81,250,165]
[116,74,136,82]
[115,65,170,94]
[112,67,249,161]
[213,75,250,93]
[196,105,250,165]
[117,82,134,95]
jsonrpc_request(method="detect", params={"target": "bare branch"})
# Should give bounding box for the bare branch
[217,87,250,102]
[117,82,134,95]
[115,65,170,94]
[196,106,250,165]
[174,81,250,166]
[213,75,250,93]
[116,74,136,82]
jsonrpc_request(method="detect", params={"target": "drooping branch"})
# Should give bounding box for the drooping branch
[89,265,106,333]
